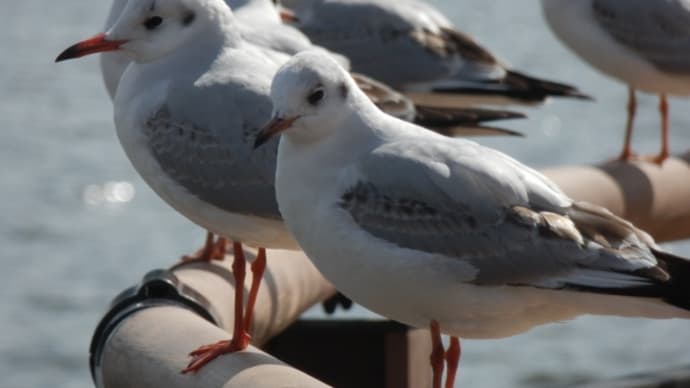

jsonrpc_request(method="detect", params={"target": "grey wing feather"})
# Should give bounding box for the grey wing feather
[593,0,690,74]
[340,140,666,289]
[352,73,416,121]
[297,0,460,86]
[145,84,282,220]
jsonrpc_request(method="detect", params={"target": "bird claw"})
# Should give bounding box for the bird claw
[645,152,669,166]
[181,333,252,374]
[615,149,638,163]
[179,235,228,263]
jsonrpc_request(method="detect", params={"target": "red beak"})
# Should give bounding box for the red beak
[55,33,127,62]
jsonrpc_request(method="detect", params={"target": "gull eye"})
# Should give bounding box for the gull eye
[307,88,325,106]
[144,16,163,30]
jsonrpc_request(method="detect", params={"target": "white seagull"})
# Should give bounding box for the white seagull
[59,0,297,373]
[55,0,521,373]
[284,0,590,105]
[255,50,690,388]
[541,0,690,164]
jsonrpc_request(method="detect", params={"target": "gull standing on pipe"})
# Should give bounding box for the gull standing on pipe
[284,0,591,105]
[541,0,690,164]
[255,50,690,388]
[56,0,301,373]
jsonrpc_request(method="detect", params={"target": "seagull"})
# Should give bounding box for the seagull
[283,0,591,105]
[56,0,304,373]
[541,0,690,164]
[255,50,690,388]
[55,0,523,373]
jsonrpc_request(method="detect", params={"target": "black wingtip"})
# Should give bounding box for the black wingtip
[413,105,526,138]
[503,70,594,102]
[414,105,525,126]
[431,70,594,103]
[652,248,690,311]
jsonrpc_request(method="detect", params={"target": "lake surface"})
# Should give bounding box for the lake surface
[1,1,689,387]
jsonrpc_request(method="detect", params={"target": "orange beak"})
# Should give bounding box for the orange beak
[254,116,299,149]
[55,33,127,62]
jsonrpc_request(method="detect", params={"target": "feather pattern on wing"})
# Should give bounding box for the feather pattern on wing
[338,139,673,295]
[592,0,690,74]
[144,104,282,219]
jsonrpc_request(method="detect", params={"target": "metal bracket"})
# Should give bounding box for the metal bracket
[89,269,220,387]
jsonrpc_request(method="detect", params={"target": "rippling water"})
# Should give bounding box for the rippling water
[2,1,689,387]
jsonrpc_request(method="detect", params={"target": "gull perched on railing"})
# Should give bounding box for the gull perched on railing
[541,0,690,164]
[255,50,690,388]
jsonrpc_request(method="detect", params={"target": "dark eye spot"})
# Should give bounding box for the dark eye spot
[182,11,195,26]
[307,89,325,106]
[144,16,163,30]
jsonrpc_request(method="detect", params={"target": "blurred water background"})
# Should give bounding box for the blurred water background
[2,1,690,387]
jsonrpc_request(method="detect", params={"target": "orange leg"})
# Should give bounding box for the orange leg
[651,94,670,165]
[182,242,251,374]
[242,248,267,331]
[430,320,445,388]
[180,231,227,263]
[445,337,461,388]
[619,87,637,161]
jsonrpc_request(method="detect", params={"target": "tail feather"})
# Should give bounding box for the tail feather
[413,105,525,137]
[565,203,690,312]
[354,72,525,137]
[433,69,592,103]
[652,248,690,310]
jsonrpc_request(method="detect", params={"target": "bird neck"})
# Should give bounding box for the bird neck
[233,0,282,24]
[201,1,244,46]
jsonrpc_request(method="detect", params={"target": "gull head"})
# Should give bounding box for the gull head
[255,50,360,148]
[56,0,225,63]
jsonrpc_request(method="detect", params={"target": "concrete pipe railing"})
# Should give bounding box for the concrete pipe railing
[544,153,690,243]
[90,248,335,388]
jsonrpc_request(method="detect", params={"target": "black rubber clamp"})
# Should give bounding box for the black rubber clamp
[89,269,220,387]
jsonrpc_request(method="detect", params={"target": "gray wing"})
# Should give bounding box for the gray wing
[352,73,416,121]
[339,139,667,290]
[144,74,281,220]
[593,0,690,74]
[295,0,465,87]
